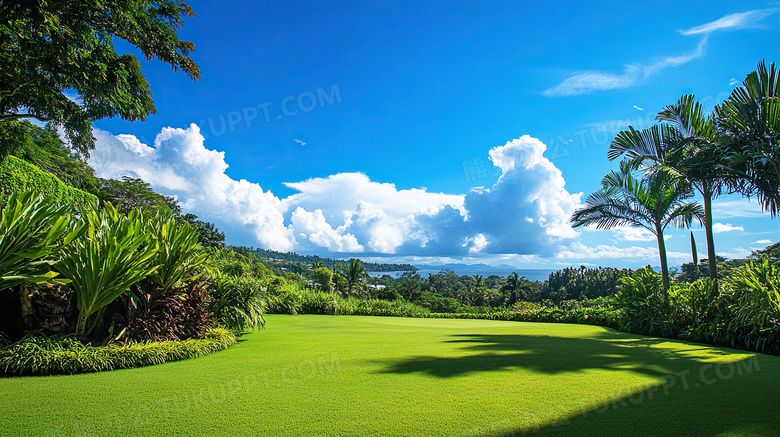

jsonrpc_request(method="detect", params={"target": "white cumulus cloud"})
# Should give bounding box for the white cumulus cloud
[88,127,581,258]
[89,125,294,251]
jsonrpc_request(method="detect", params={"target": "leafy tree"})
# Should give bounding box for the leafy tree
[541,266,631,302]
[571,164,703,309]
[392,271,423,302]
[464,275,490,306]
[313,266,334,294]
[0,121,33,162]
[716,60,780,216]
[98,176,180,214]
[181,213,225,248]
[3,121,101,193]
[0,1,199,156]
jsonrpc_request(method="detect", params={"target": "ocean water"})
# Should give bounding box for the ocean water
[369,268,554,282]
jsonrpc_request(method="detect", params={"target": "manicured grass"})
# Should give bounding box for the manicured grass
[1,315,778,436]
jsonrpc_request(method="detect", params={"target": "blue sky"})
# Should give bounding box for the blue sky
[89,0,780,269]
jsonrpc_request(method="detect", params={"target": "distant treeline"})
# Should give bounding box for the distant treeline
[228,246,416,274]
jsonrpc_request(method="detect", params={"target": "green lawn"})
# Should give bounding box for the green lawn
[2,315,778,436]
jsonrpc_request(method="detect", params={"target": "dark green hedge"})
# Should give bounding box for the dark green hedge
[0,328,237,376]
[0,156,97,205]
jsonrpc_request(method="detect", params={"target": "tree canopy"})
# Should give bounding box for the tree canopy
[0,1,199,156]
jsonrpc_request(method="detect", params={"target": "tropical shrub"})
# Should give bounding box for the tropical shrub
[146,215,208,294]
[613,268,675,336]
[56,203,158,336]
[300,289,338,315]
[0,327,236,376]
[0,191,84,290]
[208,275,266,333]
[123,281,212,342]
[722,260,780,354]
[264,278,304,315]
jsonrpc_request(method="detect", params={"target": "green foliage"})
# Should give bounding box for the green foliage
[340,258,368,296]
[247,246,415,273]
[0,327,235,376]
[147,215,208,294]
[6,121,101,193]
[751,241,780,261]
[541,266,632,303]
[97,177,180,214]
[56,203,159,335]
[716,60,780,216]
[208,275,267,333]
[0,120,33,162]
[264,278,305,315]
[0,191,84,290]
[209,247,273,279]
[723,260,780,353]
[180,213,225,247]
[0,1,199,155]
[312,266,334,294]
[0,156,98,206]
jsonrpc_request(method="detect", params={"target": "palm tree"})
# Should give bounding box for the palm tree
[500,272,530,305]
[609,95,724,279]
[570,164,703,310]
[343,258,368,297]
[716,60,780,216]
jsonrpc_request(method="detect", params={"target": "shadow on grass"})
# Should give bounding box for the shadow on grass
[378,332,725,378]
[377,331,780,436]
[476,353,778,437]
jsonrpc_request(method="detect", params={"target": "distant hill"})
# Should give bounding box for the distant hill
[236,247,416,272]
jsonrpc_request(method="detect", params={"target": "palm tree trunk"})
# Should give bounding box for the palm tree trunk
[655,226,670,312]
[702,187,717,280]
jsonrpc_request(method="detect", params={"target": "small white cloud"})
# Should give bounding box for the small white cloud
[294,139,306,146]
[729,78,740,86]
[713,223,744,233]
[680,9,777,36]
[755,239,773,245]
[719,248,751,260]
[612,226,655,242]
[712,199,767,218]
[633,106,644,111]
